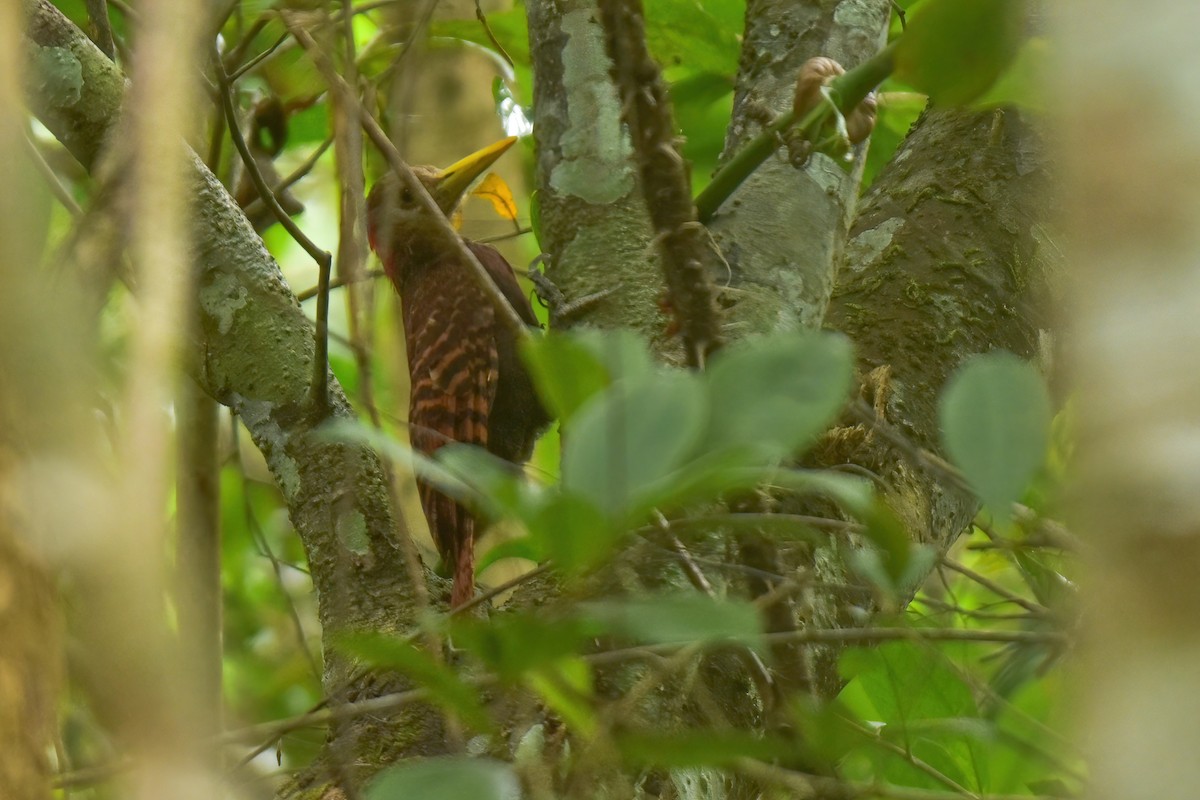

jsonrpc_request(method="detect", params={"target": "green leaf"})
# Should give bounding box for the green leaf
[617,730,789,767]
[939,352,1051,521]
[435,443,530,519]
[528,491,618,574]
[335,633,491,731]
[973,37,1049,112]
[789,697,869,771]
[572,328,656,382]
[431,8,531,67]
[367,758,519,800]
[583,595,762,650]
[449,614,600,681]
[894,0,1025,106]
[704,331,854,458]
[645,0,741,76]
[520,333,612,424]
[526,657,596,736]
[562,370,706,516]
[322,420,479,508]
[864,84,926,190]
[860,500,913,583]
[841,641,978,725]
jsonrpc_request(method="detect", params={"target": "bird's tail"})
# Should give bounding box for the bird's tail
[419,481,477,608]
[451,532,476,609]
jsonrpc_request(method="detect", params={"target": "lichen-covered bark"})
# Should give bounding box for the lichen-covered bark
[709,0,891,334]
[803,106,1050,694]
[21,2,443,784]
[526,0,666,345]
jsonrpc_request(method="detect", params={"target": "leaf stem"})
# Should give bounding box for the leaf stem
[695,40,899,223]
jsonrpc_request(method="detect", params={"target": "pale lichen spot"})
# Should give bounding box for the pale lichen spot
[844,217,904,273]
[336,509,369,556]
[31,47,83,107]
[199,271,249,335]
[549,10,635,205]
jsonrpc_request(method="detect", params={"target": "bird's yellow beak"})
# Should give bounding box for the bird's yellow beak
[431,136,518,213]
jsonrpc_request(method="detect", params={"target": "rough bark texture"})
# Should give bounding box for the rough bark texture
[517,2,1050,795]
[708,0,892,334]
[21,1,444,785]
[801,106,1050,694]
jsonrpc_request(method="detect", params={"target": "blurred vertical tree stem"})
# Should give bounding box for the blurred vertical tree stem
[176,380,223,756]
[21,1,436,788]
[1,2,66,798]
[1059,1,1200,796]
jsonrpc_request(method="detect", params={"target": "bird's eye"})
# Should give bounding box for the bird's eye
[400,187,415,205]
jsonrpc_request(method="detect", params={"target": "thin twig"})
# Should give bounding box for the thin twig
[296,268,385,303]
[229,30,289,82]
[474,0,513,67]
[450,561,551,616]
[23,135,82,216]
[586,626,1068,667]
[476,225,532,244]
[842,716,976,796]
[84,0,116,59]
[915,596,1040,622]
[221,15,270,75]
[694,40,897,222]
[212,47,334,416]
[240,136,335,222]
[940,558,1050,617]
[734,758,1068,800]
[282,13,440,650]
[286,18,532,342]
[598,0,722,368]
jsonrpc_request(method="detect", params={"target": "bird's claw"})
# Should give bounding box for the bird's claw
[527,256,619,329]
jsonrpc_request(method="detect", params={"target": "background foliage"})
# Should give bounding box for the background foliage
[15,1,1079,799]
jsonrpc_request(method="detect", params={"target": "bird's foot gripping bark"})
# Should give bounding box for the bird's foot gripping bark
[526,255,619,329]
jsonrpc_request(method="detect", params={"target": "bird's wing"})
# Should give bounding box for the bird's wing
[467,241,542,328]
[402,260,500,605]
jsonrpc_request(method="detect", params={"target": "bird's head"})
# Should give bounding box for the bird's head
[366,136,517,282]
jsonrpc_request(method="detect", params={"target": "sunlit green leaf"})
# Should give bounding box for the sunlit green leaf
[367,758,520,800]
[449,614,601,681]
[841,641,978,725]
[526,657,596,736]
[939,352,1051,522]
[336,633,492,731]
[645,0,740,76]
[704,331,854,457]
[617,730,789,767]
[528,491,616,573]
[583,595,762,650]
[521,333,612,424]
[563,369,706,516]
[894,0,1025,106]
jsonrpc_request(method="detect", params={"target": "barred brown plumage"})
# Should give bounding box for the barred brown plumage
[366,138,549,608]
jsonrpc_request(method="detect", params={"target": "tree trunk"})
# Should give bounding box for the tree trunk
[1059,1,1200,796]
